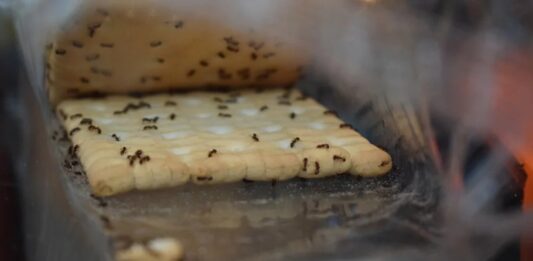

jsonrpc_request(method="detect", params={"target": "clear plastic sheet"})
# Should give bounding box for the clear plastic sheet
[10,0,531,260]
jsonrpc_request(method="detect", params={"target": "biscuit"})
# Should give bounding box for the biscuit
[115,237,183,261]
[46,0,304,104]
[57,88,392,196]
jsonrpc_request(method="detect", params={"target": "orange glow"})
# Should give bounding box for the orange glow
[492,47,533,261]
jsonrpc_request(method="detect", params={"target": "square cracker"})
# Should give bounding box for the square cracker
[46,0,304,104]
[57,88,392,196]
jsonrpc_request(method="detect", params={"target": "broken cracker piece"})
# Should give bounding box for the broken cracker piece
[115,237,184,261]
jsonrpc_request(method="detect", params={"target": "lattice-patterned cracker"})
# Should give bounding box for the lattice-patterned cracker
[57,88,392,196]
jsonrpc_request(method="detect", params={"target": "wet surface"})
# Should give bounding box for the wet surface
[45,78,441,260]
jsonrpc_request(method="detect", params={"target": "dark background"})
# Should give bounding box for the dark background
[0,7,23,261]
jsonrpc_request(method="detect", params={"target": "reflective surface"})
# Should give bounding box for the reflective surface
[42,79,440,260]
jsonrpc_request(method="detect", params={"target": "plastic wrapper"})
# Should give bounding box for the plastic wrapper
[8,0,531,260]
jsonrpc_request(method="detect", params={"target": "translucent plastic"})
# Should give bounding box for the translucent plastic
[11,0,532,260]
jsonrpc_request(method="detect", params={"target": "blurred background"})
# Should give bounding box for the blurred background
[0,5,23,261]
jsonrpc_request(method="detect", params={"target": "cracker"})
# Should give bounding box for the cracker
[57,88,392,196]
[115,237,183,261]
[46,0,304,104]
